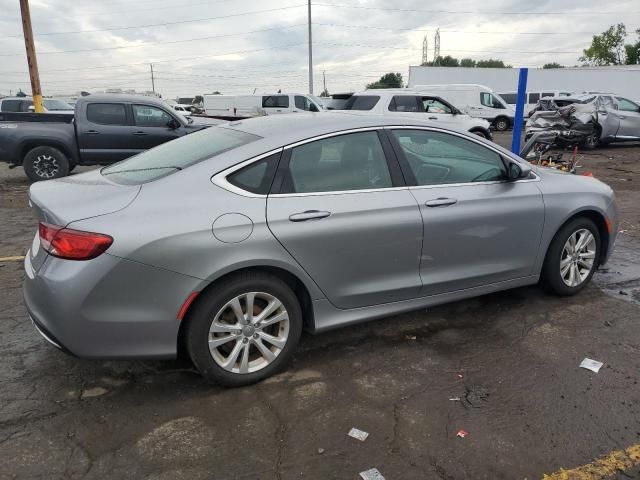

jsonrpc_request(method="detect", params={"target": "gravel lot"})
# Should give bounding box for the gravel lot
[1,131,639,479]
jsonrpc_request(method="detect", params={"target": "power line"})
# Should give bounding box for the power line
[312,3,639,16]
[311,22,640,36]
[315,42,582,55]
[0,24,307,56]
[0,4,307,38]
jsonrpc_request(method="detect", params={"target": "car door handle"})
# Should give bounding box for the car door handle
[133,131,147,136]
[428,116,438,120]
[85,130,99,135]
[288,210,331,222]
[425,197,457,207]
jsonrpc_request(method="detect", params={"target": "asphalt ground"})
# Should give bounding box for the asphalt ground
[1,131,639,479]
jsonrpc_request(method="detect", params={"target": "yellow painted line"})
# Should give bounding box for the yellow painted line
[0,256,25,262]
[543,444,640,479]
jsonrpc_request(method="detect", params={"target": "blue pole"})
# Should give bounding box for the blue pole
[511,67,528,154]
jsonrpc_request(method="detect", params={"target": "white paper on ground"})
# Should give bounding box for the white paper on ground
[348,427,369,442]
[579,358,604,373]
[359,468,385,480]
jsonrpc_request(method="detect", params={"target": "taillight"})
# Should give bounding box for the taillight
[38,222,113,260]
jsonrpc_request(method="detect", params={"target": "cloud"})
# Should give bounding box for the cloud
[0,0,638,97]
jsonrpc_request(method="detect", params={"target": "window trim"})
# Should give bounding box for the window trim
[211,126,539,198]
[86,102,130,126]
[383,126,539,189]
[132,103,177,127]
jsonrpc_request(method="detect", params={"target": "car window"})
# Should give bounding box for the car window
[227,153,280,195]
[133,104,173,127]
[284,131,392,193]
[542,92,554,98]
[20,100,33,112]
[295,95,311,111]
[262,95,289,108]
[423,97,452,114]
[616,97,639,112]
[0,99,22,112]
[86,103,127,125]
[480,92,504,109]
[392,129,507,186]
[43,99,73,110]
[559,92,571,96]
[343,95,380,111]
[388,96,421,112]
[499,93,516,104]
[102,126,260,184]
[528,93,540,103]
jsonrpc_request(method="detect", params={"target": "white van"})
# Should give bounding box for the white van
[412,84,515,131]
[203,93,323,118]
[497,90,573,117]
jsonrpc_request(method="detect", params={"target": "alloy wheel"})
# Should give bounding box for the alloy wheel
[32,154,60,179]
[560,228,596,287]
[208,292,290,374]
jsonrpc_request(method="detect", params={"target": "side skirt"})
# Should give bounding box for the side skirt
[310,275,539,333]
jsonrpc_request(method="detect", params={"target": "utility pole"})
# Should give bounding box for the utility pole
[322,70,326,95]
[19,0,43,113]
[307,0,313,94]
[150,63,156,94]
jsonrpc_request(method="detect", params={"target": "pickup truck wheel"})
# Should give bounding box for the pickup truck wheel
[24,146,69,182]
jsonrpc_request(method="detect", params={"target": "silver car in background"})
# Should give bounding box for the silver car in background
[23,113,618,386]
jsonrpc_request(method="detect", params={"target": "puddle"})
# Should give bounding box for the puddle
[594,235,640,305]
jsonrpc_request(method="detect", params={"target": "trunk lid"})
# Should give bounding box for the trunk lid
[27,169,140,271]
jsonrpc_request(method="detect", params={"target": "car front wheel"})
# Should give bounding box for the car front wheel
[541,218,600,296]
[185,272,303,386]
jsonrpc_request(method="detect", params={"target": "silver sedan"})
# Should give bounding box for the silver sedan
[23,113,618,386]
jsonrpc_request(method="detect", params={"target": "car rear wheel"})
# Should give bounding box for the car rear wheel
[540,218,600,296]
[582,130,600,150]
[185,272,302,386]
[23,146,70,182]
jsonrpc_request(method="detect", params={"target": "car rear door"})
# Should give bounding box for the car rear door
[78,102,137,163]
[130,104,184,149]
[614,97,640,139]
[266,129,423,309]
[262,95,290,114]
[388,128,544,296]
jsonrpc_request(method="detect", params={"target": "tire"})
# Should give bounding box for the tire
[494,117,510,131]
[470,129,490,139]
[23,146,69,182]
[185,271,303,387]
[582,130,600,150]
[540,217,601,296]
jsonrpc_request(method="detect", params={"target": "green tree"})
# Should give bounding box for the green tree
[366,72,403,89]
[543,62,564,69]
[625,28,640,65]
[320,88,330,97]
[422,55,460,67]
[460,58,476,68]
[476,59,509,68]
[580,23,627,65]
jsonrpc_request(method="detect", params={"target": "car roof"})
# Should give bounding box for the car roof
[222,111,466,147]
[75,94,166,106]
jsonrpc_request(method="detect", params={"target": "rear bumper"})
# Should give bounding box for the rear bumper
[23,251,202,359]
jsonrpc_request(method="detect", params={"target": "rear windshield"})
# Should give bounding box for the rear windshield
[343,95,380,111]
[102,126,260,184]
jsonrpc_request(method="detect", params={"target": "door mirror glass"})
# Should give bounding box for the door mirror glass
[167,118,181,129]
[507,160,531,181]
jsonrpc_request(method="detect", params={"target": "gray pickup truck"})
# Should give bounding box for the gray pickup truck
[0,94,206,181]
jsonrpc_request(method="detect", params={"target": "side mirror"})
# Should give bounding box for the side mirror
[507,160,531,181]
[167,118,181,129]
[28,105,35,112]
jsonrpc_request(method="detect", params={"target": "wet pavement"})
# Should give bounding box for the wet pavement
[1,132,640,479]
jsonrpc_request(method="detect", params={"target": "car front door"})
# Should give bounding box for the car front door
[266,129,423,309]
[130,104,185,150]
[78,102,137,163]
[388,128,545,296]
[614,97,640,139]
[262,95,290,114]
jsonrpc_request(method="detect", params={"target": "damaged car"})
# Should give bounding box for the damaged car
[526,94,640,149]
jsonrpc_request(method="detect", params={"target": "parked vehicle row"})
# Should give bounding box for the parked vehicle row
[24,113,618,386]
[0,94,205,181]
[0,96,74,114]
[203,93,323,118]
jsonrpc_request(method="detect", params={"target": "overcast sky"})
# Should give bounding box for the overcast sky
[0,0,639,99]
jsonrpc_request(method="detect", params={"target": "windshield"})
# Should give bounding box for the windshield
[43,99,74,110]
[343,95,380,111]
[102,126,260,184]
[309,95,326,110]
